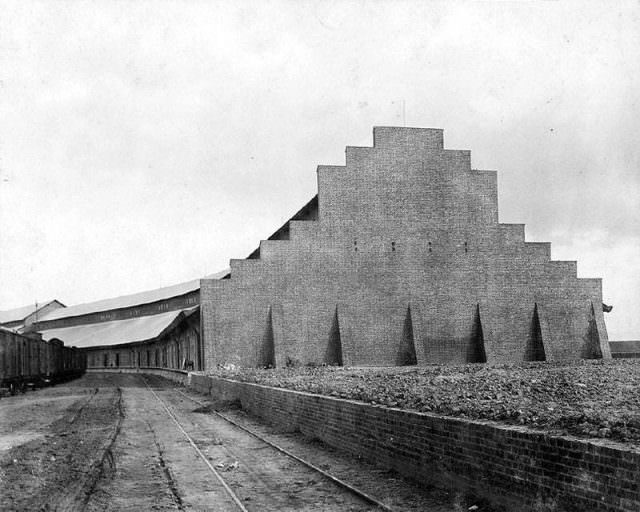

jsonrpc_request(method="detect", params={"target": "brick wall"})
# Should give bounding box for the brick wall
[609,341,640,359]
[191,375,639,512]
[201,127,609,368]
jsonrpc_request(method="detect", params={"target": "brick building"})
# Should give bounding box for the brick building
[201,127,611,368]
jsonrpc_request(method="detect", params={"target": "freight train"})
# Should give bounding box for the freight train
[0,326,86,393]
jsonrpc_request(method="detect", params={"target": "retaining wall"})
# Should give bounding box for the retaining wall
[185,373,639,512]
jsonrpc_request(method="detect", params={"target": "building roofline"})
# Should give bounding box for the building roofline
[38,272,225,322]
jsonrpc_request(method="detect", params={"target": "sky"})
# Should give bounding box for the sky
[0,0,638,340]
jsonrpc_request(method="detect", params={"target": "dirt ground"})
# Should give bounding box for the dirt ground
[0,372,495,511]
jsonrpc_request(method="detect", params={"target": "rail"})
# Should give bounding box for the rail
[141,376,250,512]
[172,388,395,512]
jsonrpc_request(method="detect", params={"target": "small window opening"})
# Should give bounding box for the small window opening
[428,241,432,253]
[353,239,358,252]
[464,241,468,253]
[391,241,396,252]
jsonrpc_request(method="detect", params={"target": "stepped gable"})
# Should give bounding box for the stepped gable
[201,126,610,367]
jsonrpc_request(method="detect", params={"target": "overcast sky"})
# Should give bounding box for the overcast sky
[1,1,638,340]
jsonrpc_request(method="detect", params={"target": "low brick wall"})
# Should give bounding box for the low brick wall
[185,373,639,512]
[609,341,640,359]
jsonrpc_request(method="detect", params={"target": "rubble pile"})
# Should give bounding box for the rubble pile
[212,359,640,445]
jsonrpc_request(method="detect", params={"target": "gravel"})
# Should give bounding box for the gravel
[208,359,640,445]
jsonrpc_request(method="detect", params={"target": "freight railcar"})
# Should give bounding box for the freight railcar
[0,327,85,393]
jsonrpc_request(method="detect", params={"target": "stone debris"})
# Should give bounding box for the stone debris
[212,359,640,445]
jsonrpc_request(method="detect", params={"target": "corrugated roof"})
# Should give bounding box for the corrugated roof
[0,300,59,324]
[1,325,23,334]
[38,308,197,348]
[39,270,227,322]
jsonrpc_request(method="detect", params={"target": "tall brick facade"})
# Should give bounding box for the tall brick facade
[201,127,610,368]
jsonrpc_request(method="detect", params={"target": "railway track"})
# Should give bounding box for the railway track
[141,376,395,512]
[142,378,250,511]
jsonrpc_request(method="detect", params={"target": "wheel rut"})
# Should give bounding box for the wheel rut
[146,418,185,511]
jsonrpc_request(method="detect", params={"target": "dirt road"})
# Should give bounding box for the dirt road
[0,373,492,511]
